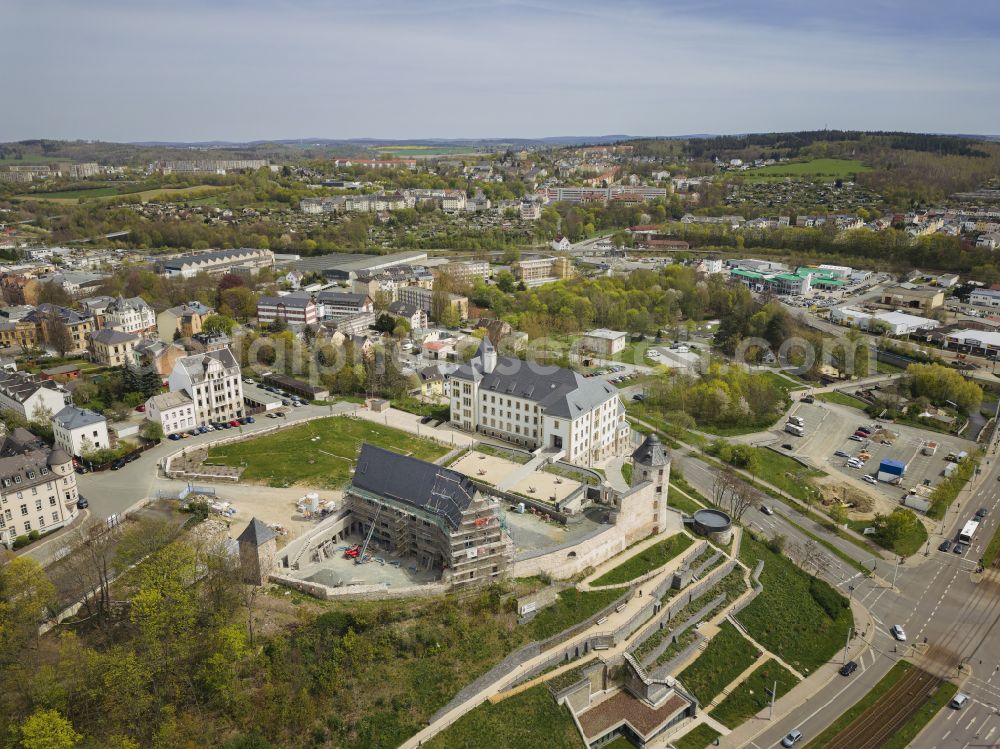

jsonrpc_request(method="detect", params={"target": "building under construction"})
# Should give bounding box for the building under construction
[343,443,513,588]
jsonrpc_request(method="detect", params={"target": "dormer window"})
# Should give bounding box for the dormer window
[27,471,34,479]
[13,476,20,484]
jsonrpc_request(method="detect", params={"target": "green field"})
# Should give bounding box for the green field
[205,416,448,488]
[672,723,722,749]
[678,621,761,704]
[422,684,582,749]
[374,145,481,158]
[744,158,871,180]
[709,659,800,728]
[736,533,853,674]
[591,534,694,586]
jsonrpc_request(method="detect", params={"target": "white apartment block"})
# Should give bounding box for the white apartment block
[0,429,79,547]
[166,347,244,427]
[146,391,197,436]
[447,338,629,464]
[257,294,319,327]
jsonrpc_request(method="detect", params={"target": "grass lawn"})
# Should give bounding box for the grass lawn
[16,184,227,204]
[751,448,826,502]
[528,588,624,641]
[598,738,635,749]
[205,416,447,488]
[592,534,694,586]
[757,370,808,394]
[668,484,704,515]
[678,621,761,704]
[621,461,633,485]
[391,396,451,422]
[613,339,650,366]
[700,421,780,437]
[848,515,927,557]
[817,390,870,410]
[808,662,910,747]
[475,443,531,464]
[422,684,582,749]
[983,522,1000,567]
[743,158,871,180]
[709,659,800,728]
[672,723,722,749]
[736,533,853,675]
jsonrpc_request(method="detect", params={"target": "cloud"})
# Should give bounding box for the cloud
[2,0,998,141]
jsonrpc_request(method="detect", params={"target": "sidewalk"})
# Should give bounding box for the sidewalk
[714,596,875,748]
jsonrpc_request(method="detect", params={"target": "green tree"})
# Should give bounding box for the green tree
[19,709,81,749]
[140,421,164,442]
[201,314,236,337]
[495,270,515,293]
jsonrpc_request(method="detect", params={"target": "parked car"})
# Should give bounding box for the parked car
[169,433,182,441]
[782,443,793,450]
[111,459,126,471]
[782,729,803,747]
[890,624,906,641]
[198,426,208,434]
[135,404,146,412]
[187,430,199,437]
[420,415,433,424]
[632,394,644,402]
[76,497,89,509]
[863,475,877,485]
[229,420,240,427]
[834,450,850,458]
[938,540,952,552]
[839,660,858,676]
[246,416,255,424]
[848,435,864,442]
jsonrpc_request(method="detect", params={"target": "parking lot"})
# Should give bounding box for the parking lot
[786,398,977,507]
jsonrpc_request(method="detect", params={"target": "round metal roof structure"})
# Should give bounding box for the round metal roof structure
[692,508,732,533]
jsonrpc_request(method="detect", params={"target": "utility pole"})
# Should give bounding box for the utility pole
[769,680,778,720]
[844,625,853,663]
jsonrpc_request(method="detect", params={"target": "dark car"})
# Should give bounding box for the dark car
[111,459,126,471]
[74,465,89,474]
[801,395,815,403]
[76,497,89,509]
[246,416,255,424]
[954,542,968,555]
[420,415,433,424]
[782,443,793,450]
[632,394,644,402]
[939,539,952,552]
[976,508,988,519]
[839,660,858,676]
[169,433,181,441]
[125,453,138,463]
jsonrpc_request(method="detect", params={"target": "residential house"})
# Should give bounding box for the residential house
[0,371,67,420]
[156,301,212,341]
[104,295,156,334]
[89,329,139,366]
[412,365,445,399]
[0,429,79,548]
[145,391,197,436]
[133,339,187,378]
[166,347,244,427]
[52,405,109,457]
[27,304,94,355]
[387,300,427,330]
[550,235,572,251]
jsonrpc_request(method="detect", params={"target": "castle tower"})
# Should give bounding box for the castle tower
[477,335,497,375]
[237,517,278,585]
[630,433,670,532]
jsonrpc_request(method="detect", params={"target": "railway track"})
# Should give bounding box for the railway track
[819,665,936,749]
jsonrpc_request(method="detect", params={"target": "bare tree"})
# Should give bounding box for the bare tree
[713,468,755,523]
[43,308,73,358]
[49,520,124,622]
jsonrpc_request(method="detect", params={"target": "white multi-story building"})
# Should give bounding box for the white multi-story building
[0,372,67,421]
[256,294,319,327]
[166,347,244,427]
[316,291,374,320]
[447,338,629,464]
[0,429,79,548]
[52,405,109,457]
[104,295,156,334]
[145,391,197,436]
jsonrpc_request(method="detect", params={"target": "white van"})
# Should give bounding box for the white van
[950,693,969,710]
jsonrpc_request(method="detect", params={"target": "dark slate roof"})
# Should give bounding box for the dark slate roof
[351,444,475,530]
[237,517,277,546]
[449,355,618,420]
[632,433,669,467]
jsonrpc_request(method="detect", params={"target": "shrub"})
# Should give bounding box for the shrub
[809,578,847,618]
[27,530,40,542]
[12,534,30,549]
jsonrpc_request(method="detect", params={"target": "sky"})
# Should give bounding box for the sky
[4,0,999,142]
